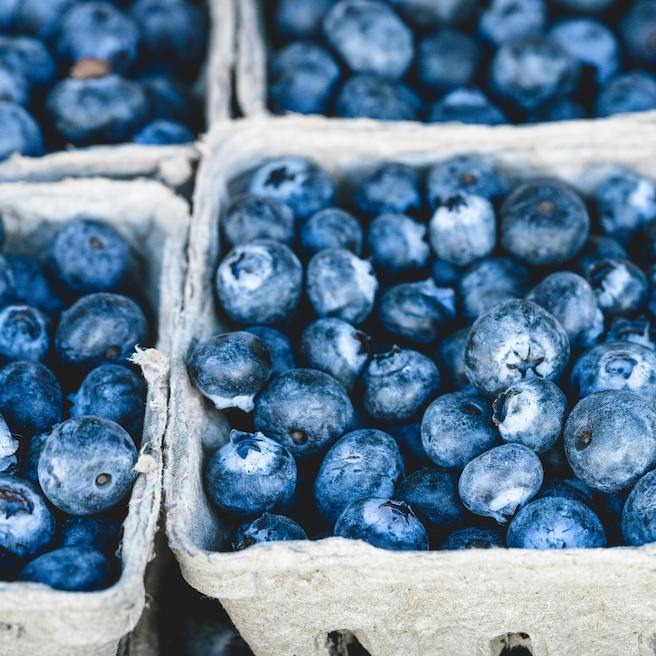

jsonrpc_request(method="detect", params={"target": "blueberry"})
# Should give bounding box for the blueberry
[491,36,579,112]
[205,430,297,516]
[379,280,455,345]
[48,219,132,296]
[323,0,413,80]
[464,299,570,397]
[570,341,656,404]
[275,0,334,39]
[334,74,420,121]
[421,389,497,469]
[222,194,295,249]
[39,416,137,515]
[334,497,428,551]
[573,236,628,278]
[621,469,656,546]
[458,443,543,523]
[132,120,193,145]
[362,346,440,423]
[621,1,656,66]
[56,2,140,74]
[300,318,369,390]
[307,248,378,325]
[605,316,655,350]
[69,364,146,437]
[550,19,619,84]
[269,43,341,116]
[248,157,336,221]
[431,259,462,288]
[0,64,29,107]
[0,475,54,558]
[508,497,606,548]
[301,208,363,257]
[140,74,196,126]
[427,154,509,208]
[355,163,422,219]
[187,332,272,412]
[47,75,149,147]
[459,258,530,322]
[5,254,64,315]
[367,213,430,278]
[429,194,496,266]
[493,377,567,453]
[479,0,546,46]
[59,513,121,554]
[55,293,148,372]
[587,258,647,316]
[14,0,78,39]
[417,29,478,93]
[564,390,656,493]
[0,415,17,474]
[596,72,656,117]
[254,368,355,460]
[441,526,504,550]
[0,36,56,88]
[216,240,302,326]
[0,101,43,160]
[20,546,114,591]
[527,98,586,123]
[0,0,17,30]
[245,326,296,374]
[233,513,307,550]
[437,328,470,390]
[527,272,603,350]
[0,362,62,437]
[20,432,47,485]
[500,179,589,266]
[427,88,508,125]
[314,429,403,525]
[0,305,49,364]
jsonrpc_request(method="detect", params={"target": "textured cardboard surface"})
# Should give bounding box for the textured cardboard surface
[166,115,656,656]
[0,179,190,656]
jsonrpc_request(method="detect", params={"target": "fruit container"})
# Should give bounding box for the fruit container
[0,0,237,193]
[165,115,656,656]
[0,177,189,656]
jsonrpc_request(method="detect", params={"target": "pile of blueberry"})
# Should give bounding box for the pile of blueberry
[0,0,207,161]
[0,217,149,589]
[268,0,656,124]
[190,153,656,552]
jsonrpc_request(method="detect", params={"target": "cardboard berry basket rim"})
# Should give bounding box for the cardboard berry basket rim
[0,178,190,656]
[0,0,237,192]
[167,114,656,656]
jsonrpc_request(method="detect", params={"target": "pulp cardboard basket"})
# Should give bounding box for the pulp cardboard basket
[0,177,190,656]
[0,0,237,192]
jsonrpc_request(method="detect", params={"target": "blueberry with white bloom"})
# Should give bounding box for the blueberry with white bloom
[479,0,547,46]
[605,316,655,350]
[355,162,422,219]
[233,513,308,550]
[301,208,363,257]
[621,469,656,546]
[0,415,17,474]
[586,258,647,316]
[0,305,49,363]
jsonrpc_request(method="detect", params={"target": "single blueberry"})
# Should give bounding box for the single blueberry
[59,514,121,554]
[0,36,56,88]
[275,0,334,40]
[39,416,138,515]
[0,415,17,474]
[564,390,656,493]
[205,430,297,516]
[248,157,336,221]
[500,179,589,267]
[314,428,403,525]
[14,0,78,39]
[429,193,496,266]
[301,208,363,257]
[0,362,62,437]
[428,88,508,125]
[587,258,647,316]
[334,74,420,121]
[69,364,146,437]
[621,469,656,546]
[605,316,655,350]
[479,0,547,46]
[300,318,370,390]
[5,254,64,315]
[417,29,478,93]
[354,163,422,219]
[367,213,430,278]
[573,235,628,278]
[187,332,272,412]
[0,475,54,558]
[20,546,114,591]
[307,248,378,326]
[437,328,470,390]
[493,377,567,453]
[421,389,498,470]
[527,272,603,350]
[507,497,606,549]
[245,326,295,374]
[621,1,656,66]
[269,42,341,116]
[133,120,194,145]
[362,346,440,423]
[464,299,570,397]
[233,512,307,550]
[223,194,295,249]
[216,240,303,326]
[0,305,49,364]
[55,293,148,372]
[0,64,29,107]
[254,368,355,460]
[0,101,43,160]
[596,72,656,117]
[334,497,429,551]
[441,526,504,550]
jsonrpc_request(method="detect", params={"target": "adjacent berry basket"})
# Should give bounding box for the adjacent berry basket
[165,115,656,656]
[0,178,188,656]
